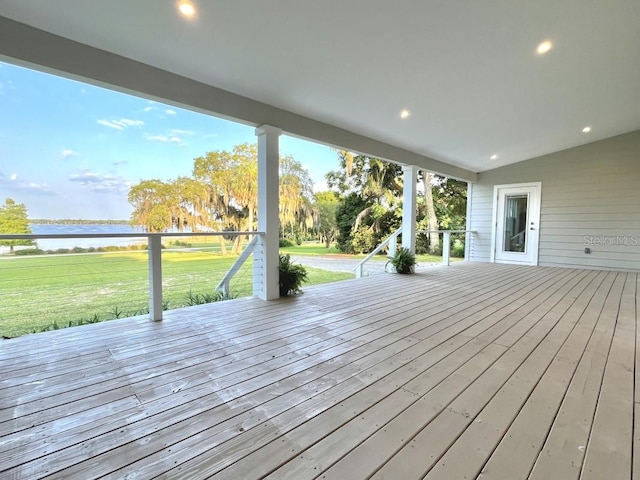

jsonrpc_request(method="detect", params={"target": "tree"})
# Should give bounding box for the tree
[420,170,439,254]
[0,198,34,253]
[279,155,315,240]
[314,191,339,247]
[327,152,402,253]
[128,143,316,254]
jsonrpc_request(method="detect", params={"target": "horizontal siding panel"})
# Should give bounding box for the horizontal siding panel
[540,241,640,254]
[540,255,640,271]
[542,220,640,229]
[543,204,640,214]
[541,212,640,222]
[542,197,640,208]
[539,248,640,261]
[542,188,640,202]
[543,176,640,190]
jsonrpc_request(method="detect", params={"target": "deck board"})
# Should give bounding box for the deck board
[0,263,638,479]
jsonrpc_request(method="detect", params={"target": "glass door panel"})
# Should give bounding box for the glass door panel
[503,194,528,253]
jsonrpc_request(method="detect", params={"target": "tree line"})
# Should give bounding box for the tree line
[0,144,466,256]
[128,144,466,255]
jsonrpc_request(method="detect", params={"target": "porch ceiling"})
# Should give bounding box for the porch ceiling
[1,1,640,176]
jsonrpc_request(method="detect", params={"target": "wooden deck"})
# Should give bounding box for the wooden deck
[0,263,638,479]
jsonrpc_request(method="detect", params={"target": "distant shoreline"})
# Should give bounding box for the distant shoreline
[30,219,130,225]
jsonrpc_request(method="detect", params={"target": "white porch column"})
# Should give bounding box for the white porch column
[254,125,281,300]
[402,165,418,253]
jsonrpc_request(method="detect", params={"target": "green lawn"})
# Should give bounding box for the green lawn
[0,249,353,338]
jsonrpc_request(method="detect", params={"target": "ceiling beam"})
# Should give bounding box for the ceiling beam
[0,16,477,182]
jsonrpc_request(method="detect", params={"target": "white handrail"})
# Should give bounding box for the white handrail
[216,235,259,295]
[417,229,476,266]
[0,231,260,240]
[351,229,477,277]
[352,227,402,278]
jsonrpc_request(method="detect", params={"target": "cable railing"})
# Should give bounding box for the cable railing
[352,229,476,277]
[0,231,262,337]
[417,229,476,266]
[353,227,402,278]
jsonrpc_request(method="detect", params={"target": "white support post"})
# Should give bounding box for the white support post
[442,231,451,266]
[148,235,163,321]
[355,264,363,279]
[254,125,282,300]
[402,165,418,254]
[388,235,397,258]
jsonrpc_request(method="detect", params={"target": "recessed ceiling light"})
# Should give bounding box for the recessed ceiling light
[536,40,553,55]
[490,154,498,161]
[400,109,410,119]
[582,126,592,133]
[178,0,196,18]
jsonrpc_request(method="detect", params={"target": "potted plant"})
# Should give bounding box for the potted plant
[279,253,308,296]
[387,247,417,274]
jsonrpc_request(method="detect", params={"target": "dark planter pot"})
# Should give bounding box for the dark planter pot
[279,285,291,297]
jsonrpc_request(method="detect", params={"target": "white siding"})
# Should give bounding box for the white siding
[468,130,640,271]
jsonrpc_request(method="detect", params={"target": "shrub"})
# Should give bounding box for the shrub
[350,226,376,254]
[279,253,308,296]
[452,240,465,258]
[184,289,237,306]
[13,248,44,256]
[279,238,295,248]
[171,240,192,247]
[387,247,417,274]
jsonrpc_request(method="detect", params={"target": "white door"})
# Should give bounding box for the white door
[492,183,541,265]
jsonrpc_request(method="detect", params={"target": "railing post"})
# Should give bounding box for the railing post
[148,235,163,321]
[402,165,418,254]
[355,264,363,279]
[442,231,451,266]
[388,235,397,258]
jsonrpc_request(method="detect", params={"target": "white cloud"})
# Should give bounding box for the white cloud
[171,129,195,135]
[60,149,78,159]
[112,160,129,166]
[118,119,144,127]
[97,120,124,130]
[147,135,169,142]
[69,171,132,194]
[10,173,17,181]
[166,109,177,115]
[9,180,55,195]
[97,118,144,130]
[143,106,154,112]
[147,134,185,145]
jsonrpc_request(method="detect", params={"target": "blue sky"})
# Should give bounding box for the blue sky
[0,61,339,220]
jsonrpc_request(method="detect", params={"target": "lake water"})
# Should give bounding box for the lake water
[28,224,143,250]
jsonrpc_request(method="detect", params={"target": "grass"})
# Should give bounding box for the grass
[0,249,353,338]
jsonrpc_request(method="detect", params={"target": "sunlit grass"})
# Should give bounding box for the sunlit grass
[0,250,352,338]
